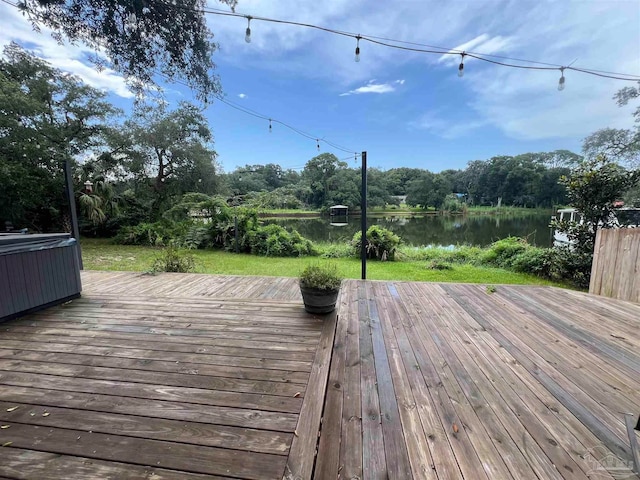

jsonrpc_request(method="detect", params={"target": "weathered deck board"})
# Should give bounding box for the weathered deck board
[317,280,640,480]
[2,271,639,479]
[0,271,332,480]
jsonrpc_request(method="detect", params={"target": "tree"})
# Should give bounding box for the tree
[17,0,236,101]
[582,81,640,168]
[224,163,290,195]
[300,153,347,208]
[558,157,639,247]
[108,102,219,219]
[0,43,116,231]
[551,156,640,287]
[385,167,424,195]
[405,171,452,209]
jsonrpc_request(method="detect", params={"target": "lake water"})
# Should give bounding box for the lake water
[263,212,554,247]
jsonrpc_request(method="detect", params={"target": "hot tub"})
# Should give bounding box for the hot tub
[0,233,82,321]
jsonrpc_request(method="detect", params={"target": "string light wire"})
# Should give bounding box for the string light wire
[159,72,360,154]
[6,0,639,158]
[155,0,640,81]
[4,0,639,80]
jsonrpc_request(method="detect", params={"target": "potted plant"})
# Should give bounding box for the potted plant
[299,263,343,314]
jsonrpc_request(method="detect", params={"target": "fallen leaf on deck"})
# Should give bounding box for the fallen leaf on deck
[293,392,301,398]
[294,430,298,437]
[2,442,12,447]
[6,407,18,412]
[42,412,50,417]
[452,423,459,433]
[0,425,9,429]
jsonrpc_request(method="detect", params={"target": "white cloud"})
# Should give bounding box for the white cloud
[238,93,248,99]
[410,112,488,139]
[0,3,133,98]
[456,1,640,141]
[206,0,638,145]
[340,79,404,96]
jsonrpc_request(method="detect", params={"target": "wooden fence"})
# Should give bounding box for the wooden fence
[590,228,640,303]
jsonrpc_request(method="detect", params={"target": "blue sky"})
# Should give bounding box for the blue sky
[3,0,640,172]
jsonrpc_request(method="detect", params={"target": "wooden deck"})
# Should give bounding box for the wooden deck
[0,271,638,479]
[318,281,640,480]
[0,271,335,479]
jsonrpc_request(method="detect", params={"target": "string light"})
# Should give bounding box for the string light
[355,36,361,63]
[458,52,465,77]
[8,0,638,83]
[245,16,252,43]
[157,70,359,154]
[558,67,566,91]
[268,118,272,133]
[171,3,639,83]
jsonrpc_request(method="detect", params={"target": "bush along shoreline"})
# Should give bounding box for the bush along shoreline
[108,194,587,288]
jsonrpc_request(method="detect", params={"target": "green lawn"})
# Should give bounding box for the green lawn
[81,238,564,286]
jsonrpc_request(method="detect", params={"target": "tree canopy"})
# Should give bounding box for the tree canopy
[582,81,640,168]
[17,0,237,101]
[105,102,220,219]
[0,43,116,230]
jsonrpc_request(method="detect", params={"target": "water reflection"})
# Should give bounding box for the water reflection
[263,213,554,247]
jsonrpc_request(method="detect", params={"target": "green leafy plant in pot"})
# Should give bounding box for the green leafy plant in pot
[299,263,343,314]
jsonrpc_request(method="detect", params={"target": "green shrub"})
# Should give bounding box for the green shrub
[114,220,191,247]
[396,245,483,264]
[247,224,316,257]
[299,263,342,291]
[426,260,453,270]
[317,242,353,259]
[447,245,483,264]
[511,248,555,277]
[549,246,593,289]
[352,225,401,261]
[151,246,196,273]
[480,237,529,267]
[442,194,467,214]
[183,224,212,249]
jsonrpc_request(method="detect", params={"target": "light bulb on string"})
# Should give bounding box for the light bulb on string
[458,53,465,78]
[269,119,272,133]
[245,16,252,43]
[558,68,566,91]
[355,36,361,63]
[316,139,320,151]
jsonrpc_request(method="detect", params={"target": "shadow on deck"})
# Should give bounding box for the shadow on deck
[0,271,638,479]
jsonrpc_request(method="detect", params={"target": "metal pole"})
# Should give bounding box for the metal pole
[361,151,367,280]
[63,159,83,269]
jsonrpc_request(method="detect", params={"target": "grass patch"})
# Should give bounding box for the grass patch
[465,206,551,215]
[81,238,564,286]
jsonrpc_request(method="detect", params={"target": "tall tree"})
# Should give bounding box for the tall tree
[108,102,219,218]
[551,156,640,287]
[405,171,453,209]
[582,81,640,167]
[300,153,347,208]
[0,43,116,231]
[16,0,237,101]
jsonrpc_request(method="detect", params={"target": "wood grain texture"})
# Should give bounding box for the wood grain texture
[315,279,640,480]
[590,228,640,303]
[0,271,332,480]
[3,271,639,479]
